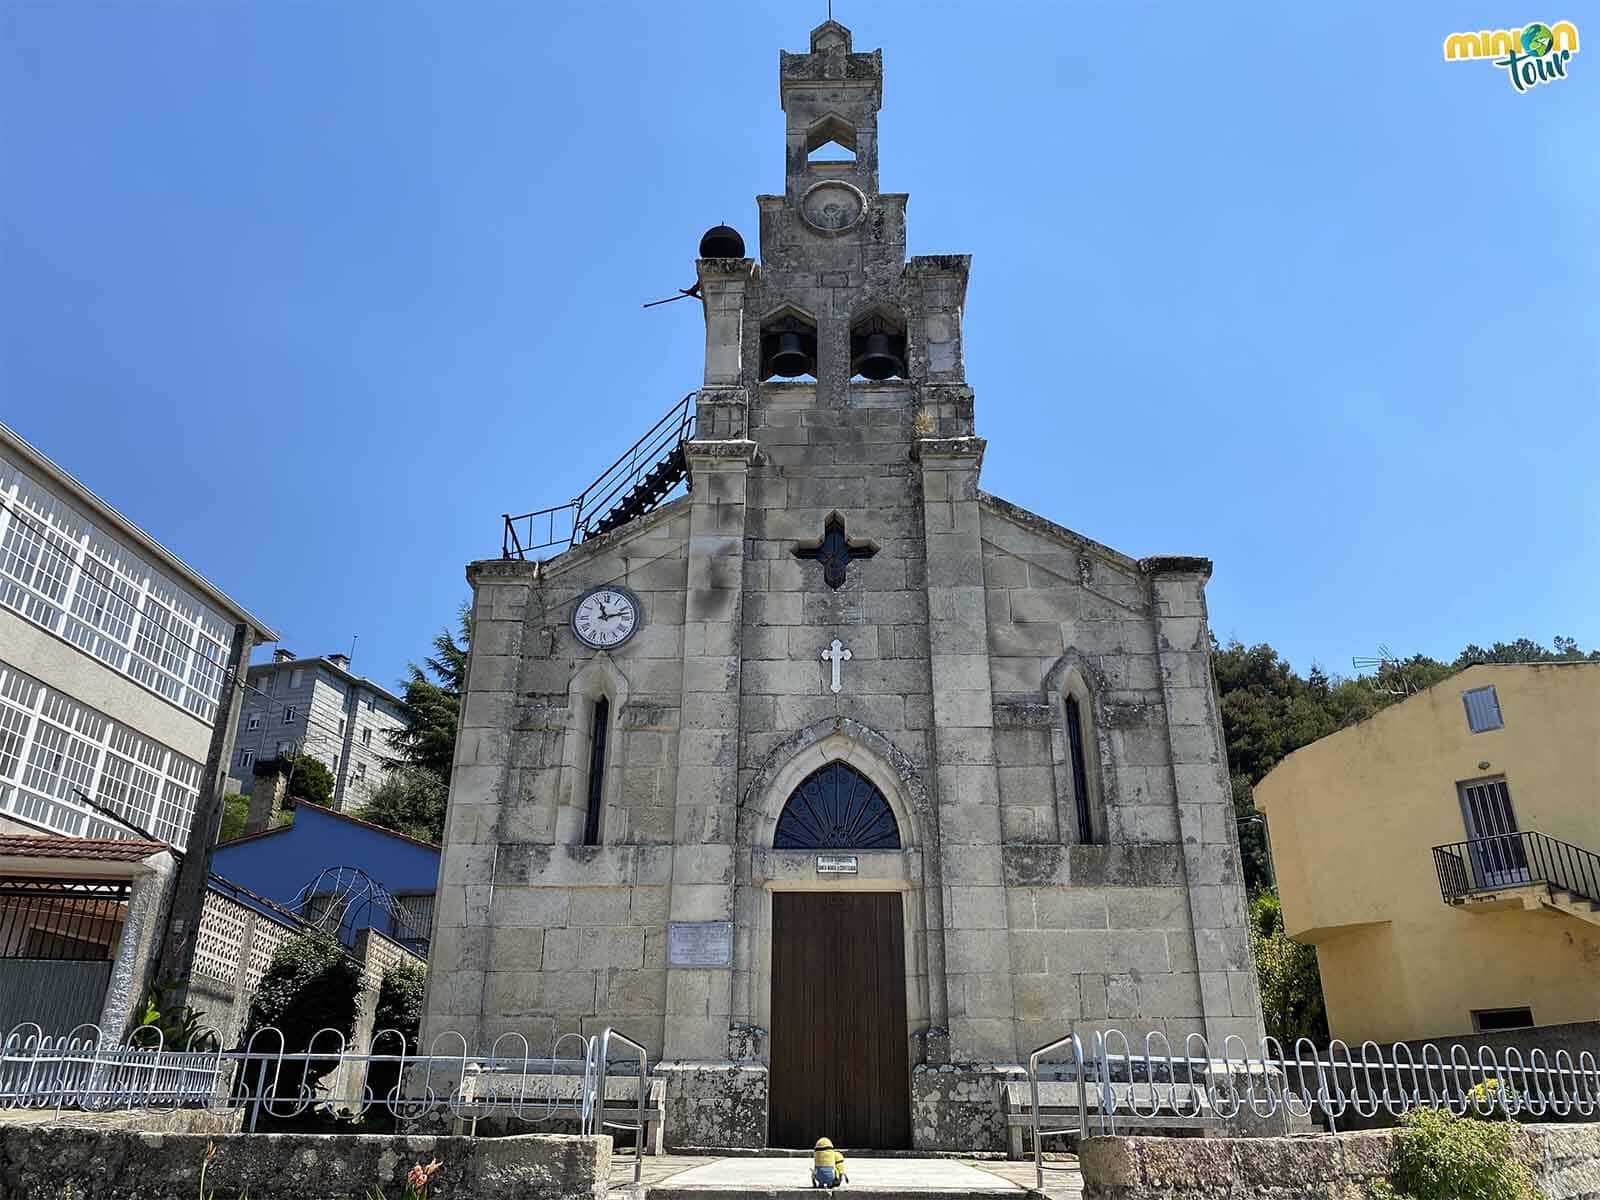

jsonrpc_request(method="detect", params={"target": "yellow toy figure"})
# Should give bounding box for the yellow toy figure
[812,1137,847,1188]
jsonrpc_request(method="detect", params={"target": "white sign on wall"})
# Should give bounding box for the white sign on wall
[816,854,859,875]
[667,921,734,968]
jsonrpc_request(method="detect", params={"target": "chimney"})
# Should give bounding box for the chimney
[327,653,351,670]
[273,649,296,664]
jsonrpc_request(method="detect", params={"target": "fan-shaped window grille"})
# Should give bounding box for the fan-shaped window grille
[774,762,901,850]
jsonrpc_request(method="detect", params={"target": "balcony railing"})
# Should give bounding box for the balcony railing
[1432,831,1600,906]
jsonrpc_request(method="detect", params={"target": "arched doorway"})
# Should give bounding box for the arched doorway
[767,763,911,1150]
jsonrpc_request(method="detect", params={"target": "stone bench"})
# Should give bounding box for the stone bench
[1002,1079,1219,1157]
[455,1067,666,1154]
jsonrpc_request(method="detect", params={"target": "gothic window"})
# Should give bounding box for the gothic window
[774,762,901,850]
[583,696,610,846]
[1065,694,1099,844]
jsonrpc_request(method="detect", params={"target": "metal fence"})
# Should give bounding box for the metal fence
[1027,1028,1600,1188]
[0,1022,651,1181]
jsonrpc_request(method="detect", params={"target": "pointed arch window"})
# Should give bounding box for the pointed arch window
[583,696,610,846]
[1065,694,1098,844]
[774,762,900,850]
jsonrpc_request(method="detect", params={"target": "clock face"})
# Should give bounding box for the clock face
[572,587,640,650]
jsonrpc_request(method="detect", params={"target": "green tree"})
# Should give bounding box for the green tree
[1453,634,1600,668]
[1248,893,1327,1046]
[281,752,335,810]
[385,602,470,784]
[355,766,448,844]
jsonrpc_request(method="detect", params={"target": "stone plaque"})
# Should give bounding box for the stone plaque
[816,854,859,875]
[668,921,734,968]
[800,180,866,235]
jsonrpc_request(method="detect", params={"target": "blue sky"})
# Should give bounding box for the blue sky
[3,2,1595,693]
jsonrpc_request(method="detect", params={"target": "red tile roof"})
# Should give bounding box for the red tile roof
[0,835,167,862]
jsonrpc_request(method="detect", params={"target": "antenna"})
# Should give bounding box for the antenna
[1353,644,1414,696]
[348,633,358,668]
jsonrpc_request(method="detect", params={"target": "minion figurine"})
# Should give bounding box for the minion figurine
[812,1137,847,1188]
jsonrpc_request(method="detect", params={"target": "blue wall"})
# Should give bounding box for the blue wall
[212,805,439,949]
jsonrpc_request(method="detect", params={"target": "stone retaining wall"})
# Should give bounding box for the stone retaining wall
[911,1064,1012,1152]
[0,1126,609,1200]
[1079,1124,1600,1200]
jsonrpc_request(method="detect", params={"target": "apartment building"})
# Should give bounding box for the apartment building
[227,650,408,812]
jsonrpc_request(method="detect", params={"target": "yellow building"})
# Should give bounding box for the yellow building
[1255,662,1600,1045]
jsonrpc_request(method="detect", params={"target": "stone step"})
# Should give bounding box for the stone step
[647,1190,1030,1200]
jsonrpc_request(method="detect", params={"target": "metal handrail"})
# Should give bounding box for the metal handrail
[1432,830,1600,905]
[590,1026,649,1184]
[502,393,695,559]
[1026,1031,1089,1190]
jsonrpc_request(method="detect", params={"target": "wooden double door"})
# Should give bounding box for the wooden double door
[768,891,911,1149]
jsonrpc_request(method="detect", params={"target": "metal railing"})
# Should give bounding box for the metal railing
[1432,831,1600,905]
[502,393,695,560]
[0,1020,650,1161]
[1026,1028,1600,1188]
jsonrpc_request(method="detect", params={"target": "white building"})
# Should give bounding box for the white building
[0,420,276,1036]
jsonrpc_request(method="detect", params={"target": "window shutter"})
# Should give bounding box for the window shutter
[1462,685,1504,733]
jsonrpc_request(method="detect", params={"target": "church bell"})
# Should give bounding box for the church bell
[769,331,815,378]
[761,318,818,379]
[849,317,907,381]
[852,332,906,381]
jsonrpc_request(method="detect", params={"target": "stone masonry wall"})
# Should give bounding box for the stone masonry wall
[656,1061,768,1151]
[1080,1125,1600,1200]
[0,1127,610,1200]
[423,504,693,1056]
[911,1064,1017,1153]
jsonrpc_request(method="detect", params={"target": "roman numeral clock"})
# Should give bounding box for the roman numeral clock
[572,586,641,650]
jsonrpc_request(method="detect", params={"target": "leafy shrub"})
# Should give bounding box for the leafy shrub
[1370,1107,1541,1200]
[240,933,364,1105]
[365,963,427,1117]
[374,963,426,1050]
[136,977,218,1053]
[217,793,250,843]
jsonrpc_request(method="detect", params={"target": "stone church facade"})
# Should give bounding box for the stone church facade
[425,20,1262,1150]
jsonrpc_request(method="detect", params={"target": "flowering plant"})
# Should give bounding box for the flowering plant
[403,1159,442,1199]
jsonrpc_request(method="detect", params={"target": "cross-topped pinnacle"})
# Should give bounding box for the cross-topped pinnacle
[792,513,877,589]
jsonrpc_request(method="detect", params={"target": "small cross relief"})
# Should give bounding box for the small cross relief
[821,638,852,694]
[792,513,877,590]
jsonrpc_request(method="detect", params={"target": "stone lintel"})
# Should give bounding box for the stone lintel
[912,436,986,466]
[992,699,1054,729]
[684,439,759,465]
[467,558,539,585]
[696,257,757,285]
[1139,555,1214,579]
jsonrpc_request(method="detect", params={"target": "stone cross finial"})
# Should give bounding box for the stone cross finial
[821,639,852,693]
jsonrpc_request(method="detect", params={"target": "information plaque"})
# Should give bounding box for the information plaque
[816,854,859,875]
[667,920,734,968]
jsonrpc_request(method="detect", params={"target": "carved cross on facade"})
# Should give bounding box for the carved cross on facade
[821,638,852,693]
[792,513,877,590]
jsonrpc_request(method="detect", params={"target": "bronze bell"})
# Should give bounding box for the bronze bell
[853,331,906,381]
[768,331,815,378]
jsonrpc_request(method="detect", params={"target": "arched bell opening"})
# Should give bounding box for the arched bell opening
[774,761,902,850]
[849,308,908,382]
[805,114,858,166]
[760,309,819,381]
